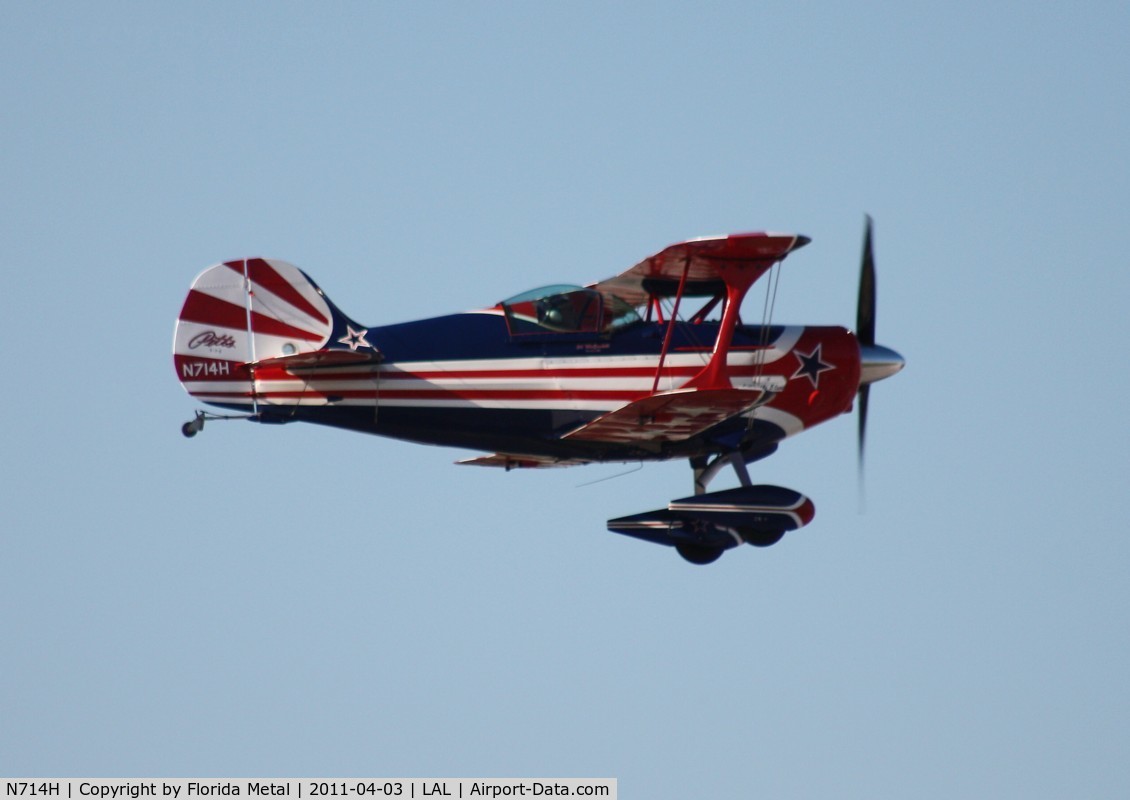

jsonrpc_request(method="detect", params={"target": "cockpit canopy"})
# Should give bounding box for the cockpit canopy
[499,285,640,336]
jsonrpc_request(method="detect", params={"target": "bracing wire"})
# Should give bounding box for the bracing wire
[576,461,644,487]
[748,261,783,430]
[754,262,782,376]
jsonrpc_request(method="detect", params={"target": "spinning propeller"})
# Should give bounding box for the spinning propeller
[855,215,905,478]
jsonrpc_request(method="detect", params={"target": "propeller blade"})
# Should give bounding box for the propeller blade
[857,383,870,472]
[856,215,876,491]
[853,215,903,503]
[857,215,876,347]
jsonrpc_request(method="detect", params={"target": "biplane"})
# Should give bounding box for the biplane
[174,220,903,564]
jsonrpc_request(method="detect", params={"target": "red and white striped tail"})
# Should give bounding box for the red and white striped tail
[172,258,335,408]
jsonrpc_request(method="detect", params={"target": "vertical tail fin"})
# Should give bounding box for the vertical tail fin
[172,258,365,411]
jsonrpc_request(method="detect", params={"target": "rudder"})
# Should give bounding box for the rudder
[173,258,356,411]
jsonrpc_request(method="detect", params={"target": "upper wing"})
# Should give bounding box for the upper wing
[589,232,810,307]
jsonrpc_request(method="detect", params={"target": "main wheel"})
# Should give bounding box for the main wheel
[181,421,198,438]
[675,543,724,565]
[741,529,785,548]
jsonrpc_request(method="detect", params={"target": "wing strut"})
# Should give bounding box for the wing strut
[684,261,772,390]
[651,255,691,393]
[242,258,261,417]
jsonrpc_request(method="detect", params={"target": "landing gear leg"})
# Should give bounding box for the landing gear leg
[729,452,752,487]
[690,451,751,494]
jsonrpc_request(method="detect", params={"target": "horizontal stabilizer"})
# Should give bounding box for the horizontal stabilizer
[456,453,591,469]
[253,349,383,372]
[563,388,768,444]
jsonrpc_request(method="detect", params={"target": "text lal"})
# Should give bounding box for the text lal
[429,785,572,797]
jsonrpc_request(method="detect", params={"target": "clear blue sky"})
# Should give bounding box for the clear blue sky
[3,2,1128,796]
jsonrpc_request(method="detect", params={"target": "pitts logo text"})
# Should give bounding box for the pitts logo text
[188,331,237,350]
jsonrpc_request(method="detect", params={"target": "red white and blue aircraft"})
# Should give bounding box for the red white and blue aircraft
[174,220,903,564]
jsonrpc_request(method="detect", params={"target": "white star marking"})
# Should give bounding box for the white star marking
[337,325,373,351]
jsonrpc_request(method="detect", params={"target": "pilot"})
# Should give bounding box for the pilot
[538,296,571,328]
